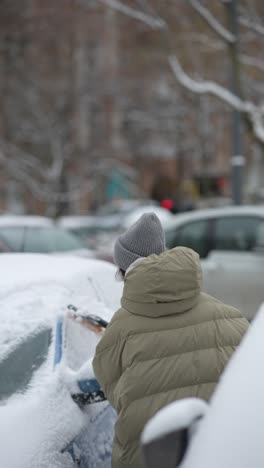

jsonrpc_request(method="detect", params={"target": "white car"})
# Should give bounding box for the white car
[141,303,264,468]
[165,205,264,320]
[0,254,122,468]
[121,205,173,230]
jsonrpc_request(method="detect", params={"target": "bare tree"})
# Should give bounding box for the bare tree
[93,0,264,201]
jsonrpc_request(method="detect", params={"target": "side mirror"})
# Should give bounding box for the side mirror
[141,398,208,468]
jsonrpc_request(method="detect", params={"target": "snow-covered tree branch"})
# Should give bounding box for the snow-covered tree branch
[96,0,167,29]
[189,0,235,44]
[2,0,264,213]
[96,0,264,146]
[240,54,264,72]
[239,15,264,36]
[168,56,264,144]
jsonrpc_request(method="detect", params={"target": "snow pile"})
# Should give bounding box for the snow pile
[0,371,85,468]
[142,398,208,444]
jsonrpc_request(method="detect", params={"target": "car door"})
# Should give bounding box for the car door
[165,218,212,260]
[0,226,25,252]
[202,215,264,320]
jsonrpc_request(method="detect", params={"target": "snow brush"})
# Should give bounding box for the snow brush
[54,306,108,406]
[67,304,108,332]
[67,305,108,406]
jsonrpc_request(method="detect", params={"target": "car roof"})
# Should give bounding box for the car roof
[121,206,173,229]
[0,253,117,288]
[57,216,97,228]
[0,216,54,227]
[164,205,264,230]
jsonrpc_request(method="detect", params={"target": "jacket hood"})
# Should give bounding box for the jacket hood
[121,247,202,317]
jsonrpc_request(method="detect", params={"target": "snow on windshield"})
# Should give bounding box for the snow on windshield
[0,254,122,361]
[0,370,86,468]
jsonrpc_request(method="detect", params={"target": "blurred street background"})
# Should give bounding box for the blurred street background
[1,0,264,218]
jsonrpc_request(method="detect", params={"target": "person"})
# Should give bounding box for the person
[92,213,249,468]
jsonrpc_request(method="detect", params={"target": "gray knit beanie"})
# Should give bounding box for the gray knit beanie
[114,212,166,272]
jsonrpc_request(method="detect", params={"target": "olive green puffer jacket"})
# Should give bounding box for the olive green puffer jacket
[93,247,249,468]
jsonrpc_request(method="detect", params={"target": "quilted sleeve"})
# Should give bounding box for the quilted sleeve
[92,325,126,409]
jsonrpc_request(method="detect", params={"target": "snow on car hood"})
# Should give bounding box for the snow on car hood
[0,254,122,361]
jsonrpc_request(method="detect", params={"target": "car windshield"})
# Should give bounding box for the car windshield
[0,328,51,401]
[70,225,119,249]
[0,226,85,253]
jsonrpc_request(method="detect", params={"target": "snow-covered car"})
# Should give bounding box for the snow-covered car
[0,254,122,468]
[165,205,264,320]
[0,215,93,257]
[141,304,264,468]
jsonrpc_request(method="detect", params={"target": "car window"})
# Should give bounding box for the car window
[70,226,98,238]
[165,228,181,249]
[0,237,11,252]
[165,219,209,258]
[0,328,51,401]
[0,227,25,251]
[23,227,84,253]
[69,227,98,248]
[214,216,262,251]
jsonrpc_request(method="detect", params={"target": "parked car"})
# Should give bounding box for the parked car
[58,200,158,251]
[0,254,122,468]
[141,303,264,468]
[164,205,264,320]
[121,205,173,230]
[0,216,93,257]
[96,199,158,220]
[57,215,119,250]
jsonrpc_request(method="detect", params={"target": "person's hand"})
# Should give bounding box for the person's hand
[67,312,105,333]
